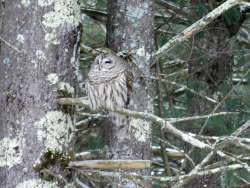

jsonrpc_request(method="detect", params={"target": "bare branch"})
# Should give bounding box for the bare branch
[156,0,188,18]
[69,160,151,170]
[81,7,187,25]
[163,164,249,184]
[153,0,242,58]
[174,119,250,187]
[151,77,218,104]
[232,120,250,137]
[167,112,239,123]
[241,2,250,7]
[77,163,248,184]
[152,146,185,160]
[58,97,210,149]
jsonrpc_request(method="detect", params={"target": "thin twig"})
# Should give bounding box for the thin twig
[0,35,23,53]
[167,112,239,123]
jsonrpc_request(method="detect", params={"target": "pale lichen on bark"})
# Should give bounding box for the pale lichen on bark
[47,73,75,94]
[38,0,54,7]
[44,33,60,46]
[127,2,149,22]
[136,47,150,59]
[35,50,46,61]
[34,111,74,153]
[15,179,75,188]
[40,0,81,46]
[58,82,75,96]
[130,119,150,142]
[0,137,23,168]
[41,0,81,28]
[16,34,25,44]
[21,0,31,7]
[47,73,59,85]
[15,179,58,188]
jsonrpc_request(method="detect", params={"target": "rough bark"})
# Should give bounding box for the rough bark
[0,1,81,187]
[105,0,154,187]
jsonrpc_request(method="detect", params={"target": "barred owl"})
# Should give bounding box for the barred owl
[86,53,132,111]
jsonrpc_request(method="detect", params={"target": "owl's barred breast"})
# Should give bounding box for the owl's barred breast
[86,72,128,110]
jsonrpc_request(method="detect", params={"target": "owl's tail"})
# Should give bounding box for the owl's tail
[102,112,130,157]
[109,112,129,128]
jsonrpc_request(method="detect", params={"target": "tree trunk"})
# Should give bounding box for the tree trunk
[0,1,81,187]
[104,0,154,187]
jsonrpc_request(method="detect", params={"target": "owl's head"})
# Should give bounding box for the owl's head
[94,54,125,71]
[88,53,126,82]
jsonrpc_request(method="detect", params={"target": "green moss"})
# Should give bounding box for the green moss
[33,150,72,182]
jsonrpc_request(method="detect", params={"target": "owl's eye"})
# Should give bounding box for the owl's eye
[104,59,112,64]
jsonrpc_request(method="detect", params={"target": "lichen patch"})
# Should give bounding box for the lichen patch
[38,0,54,7]
[64,182,75,188]
[42,0,81,28]
[58,82,75,96]
[36,50,46,61]
[34,111,74,153]
[130,118,150,142]
[16,34,25,44]
[126,3,148,22]
[3,57,11,65]
[47,73,59,85]
[136,47,150,60]
[42,0,80,48]
[21,0,31,7]
[44,33,60,47]
[15,179,59,188]
[31,60,38,68]
[0,137,23,168]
